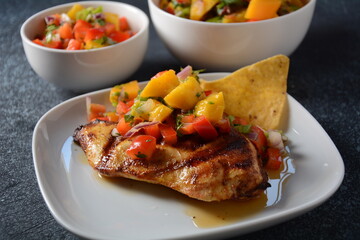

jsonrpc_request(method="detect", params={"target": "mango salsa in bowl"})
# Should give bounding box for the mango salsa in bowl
[21,1,149,92]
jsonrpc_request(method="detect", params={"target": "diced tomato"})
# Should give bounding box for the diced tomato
[178,114,196,135]
[108,30,131,43]
[32,39,44,46]
[66,39,82,50]
[193,116,218,141]
[58,22,73,39]
[215,118,231,133]
[159,124,177,145]
[84,28,105,42]
[204,90,212,96]
[163,115,176,129]
[104,22,116,35]
[73,19,92,30]
[249,126,267,157]
[44,40,62,49]
[143,123,161,139]
[119,17,130,31]
[181,114,195,123]
[88,103,107,121]
[265,147,282,170]
[73,20,91,40]
[116,117,132,136]
[126,99,134,109]
[116,101,131,116]
[233,117,248,125]
[90,103,106,114]
[126,135,157,160]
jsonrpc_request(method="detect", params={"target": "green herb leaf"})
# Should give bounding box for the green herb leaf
[234,124,252,134]
[135,153,147,159]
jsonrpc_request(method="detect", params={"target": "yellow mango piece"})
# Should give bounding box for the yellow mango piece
[67,4,84,20]
[164,76,204,110]
[222,10,247,23]
[190,0,219,21]
[140,70,180,98]
[84,40,104,50]
[109,80,139,106]
[104,12,119,31]
[149,104,173,122]
[245,0,281,20]
[194,92,225,123]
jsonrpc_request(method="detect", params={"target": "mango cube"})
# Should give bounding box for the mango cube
[149,104,173,122]
[245,0,281,20]
[140,70,180,98]
[194,92,225,123]
[104,12,120,31]
[164,76,204,110]
[109,80,139,106]
[67,4,84,20]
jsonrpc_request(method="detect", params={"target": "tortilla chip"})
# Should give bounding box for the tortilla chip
[200,55,289,130]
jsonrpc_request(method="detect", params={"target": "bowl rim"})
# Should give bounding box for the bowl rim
[20,1,149,54]
[148,0,316,26]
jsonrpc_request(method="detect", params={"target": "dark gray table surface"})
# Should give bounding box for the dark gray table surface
[1,0,359,239]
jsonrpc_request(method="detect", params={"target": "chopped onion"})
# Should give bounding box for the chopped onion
[246,131,258,141]
[267,130,284,150]
[123,121,159,138]
[111,128,121,137]
[93,13,105,20]
[60,13,71,24]
[177,65,192,81]
[45,16,55,25]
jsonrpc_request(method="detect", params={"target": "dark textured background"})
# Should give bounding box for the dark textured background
[1,0,359,239]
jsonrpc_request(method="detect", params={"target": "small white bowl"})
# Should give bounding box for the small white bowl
[21,1,149,92]
[148,0,316,71]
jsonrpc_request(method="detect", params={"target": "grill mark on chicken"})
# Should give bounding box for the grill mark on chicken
[73,120,269,201]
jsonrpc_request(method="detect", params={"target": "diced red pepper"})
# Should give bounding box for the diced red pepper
[193,116,218,141]
[159,124,177,145]
[144,123,161,139]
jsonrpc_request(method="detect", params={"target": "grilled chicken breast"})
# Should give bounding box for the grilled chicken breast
[73,120,269,202]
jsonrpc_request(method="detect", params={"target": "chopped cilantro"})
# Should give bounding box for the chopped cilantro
[135,153,147,159]
[234,124,252,134]
[124,114,134,123]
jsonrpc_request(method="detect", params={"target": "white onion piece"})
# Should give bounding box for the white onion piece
[123,121,159,138]
[177,65,192,81]
[111,128,121,137]
[267,130,284,150]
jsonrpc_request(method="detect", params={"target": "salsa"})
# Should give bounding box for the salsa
[86,66,287,170]
[160,0,308,23]
[33,4,134,50]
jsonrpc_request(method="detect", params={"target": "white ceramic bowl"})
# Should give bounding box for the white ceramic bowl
[21,1,149,92]
[148,0,316,71]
